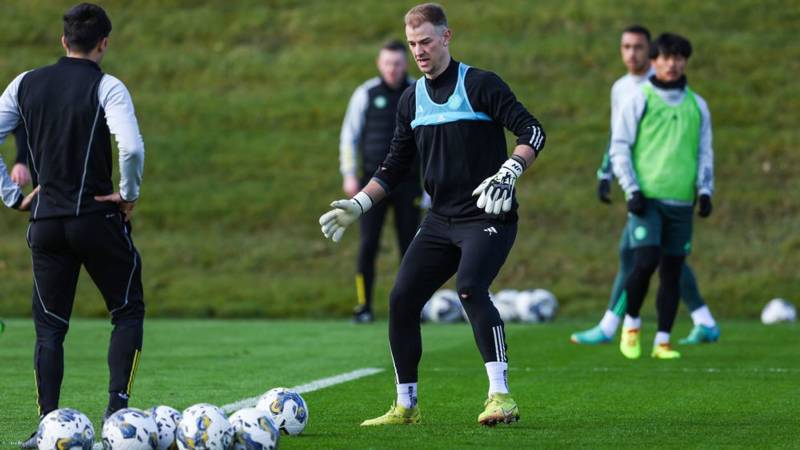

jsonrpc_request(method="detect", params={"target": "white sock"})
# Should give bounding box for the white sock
[654,331,670,346]
[599,310,620,337]
[485,361,509,395]
[396,382,417,408]
[623,314,641,330]
[690,305,717,327]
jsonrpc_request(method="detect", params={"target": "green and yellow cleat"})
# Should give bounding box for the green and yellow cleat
[619,326,641,359]
[679,324,721,345]
[360,402,420,426]
[478,393,519,426]
[651,343,681,359]
[570,325,612,345]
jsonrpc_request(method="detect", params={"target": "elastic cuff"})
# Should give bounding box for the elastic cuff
[509,154,528,171]
[371,176,390,193]
[503,157,525,177]
[353,191,373,214]
[625,188,640,200]
[697,188,712,198]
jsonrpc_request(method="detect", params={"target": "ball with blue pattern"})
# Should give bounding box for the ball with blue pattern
[229,408,279,450]
[102,408,159,450]
[256,388,308,436]
[148,406,182,450]
[176,403,232,450]
[37,408,95,450]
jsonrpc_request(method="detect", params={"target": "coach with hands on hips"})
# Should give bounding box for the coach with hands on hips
[0,4,147,447]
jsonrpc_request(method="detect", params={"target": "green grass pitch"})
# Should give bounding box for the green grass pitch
[1,318,797,448]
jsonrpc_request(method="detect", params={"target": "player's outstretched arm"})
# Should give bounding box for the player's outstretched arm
[319,179,387,242]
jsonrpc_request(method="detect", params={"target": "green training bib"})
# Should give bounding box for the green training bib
[632,84,701,202]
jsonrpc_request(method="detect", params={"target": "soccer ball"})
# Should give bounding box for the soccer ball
[229,408,279,450]
[422,289,464,323]
[37,408,95,450]
[761,298,797,325]
[102,408,159,450]
[147,406,182,450]
[492,289,520,322]
[256,388,308,436]
[516,289,559,323]
[176,404,233,450]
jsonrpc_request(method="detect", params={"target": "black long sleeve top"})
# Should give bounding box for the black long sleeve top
[373,58,545,221]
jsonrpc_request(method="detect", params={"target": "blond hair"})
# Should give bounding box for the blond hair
[404,3,448,29]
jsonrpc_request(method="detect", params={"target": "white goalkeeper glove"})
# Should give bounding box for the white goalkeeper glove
[319,191,373,242]
[471,157,525,215]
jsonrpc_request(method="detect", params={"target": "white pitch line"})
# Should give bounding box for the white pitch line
[221,367,384,414]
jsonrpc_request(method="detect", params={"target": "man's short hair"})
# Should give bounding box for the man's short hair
[63,3,112,53]
[404,3,448,29]
[622,25,651,42]
[381,39,407,54]
[650,33,693,59]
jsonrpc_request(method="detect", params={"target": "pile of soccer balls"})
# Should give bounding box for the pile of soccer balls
[421,288,558,324]
[35,387,307,450]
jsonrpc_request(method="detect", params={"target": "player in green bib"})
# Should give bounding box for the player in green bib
[609,33,715,359]
[571,26,720,347]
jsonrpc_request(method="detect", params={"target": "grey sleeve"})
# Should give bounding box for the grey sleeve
[597,83,620,181]
[694,94,714,197]
[339,85,369,177]
[0,73,26,207]
[610,90,647,196]
[98,74,145,202]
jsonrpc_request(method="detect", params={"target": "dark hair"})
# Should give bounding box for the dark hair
[650,33,692,59]
[622,24,651,42]
[381,39,407,54]
[63,3,112,53]
[405,3,447,28]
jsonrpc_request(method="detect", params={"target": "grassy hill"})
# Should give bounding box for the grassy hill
[0,0,797,318]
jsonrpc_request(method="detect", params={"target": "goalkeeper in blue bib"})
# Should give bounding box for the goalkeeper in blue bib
[571,26,720,346]
[319,3,545,426]
[609,33,715,359]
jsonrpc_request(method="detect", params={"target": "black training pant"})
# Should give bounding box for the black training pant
[357,178,421,310]
[28,211,144,417]
[624,246,685,333]
[388,212,516,383]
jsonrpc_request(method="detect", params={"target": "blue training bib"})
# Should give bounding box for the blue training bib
[410,63,492,129]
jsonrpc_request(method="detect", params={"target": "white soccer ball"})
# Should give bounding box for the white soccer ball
[176,404,233,450]
[424,289,464,323]
[761,298,797,325]
[516,289,559,323]
[37,408,95,450]
[148,406,182,450]
[256,388,308,436]
[102,408,159,450]
[229,408,279,450]
[492,289,520,322]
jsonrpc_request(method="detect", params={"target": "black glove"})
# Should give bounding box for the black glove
[627,191,646,216]
[597,179,611,204]
[698,194,712,218]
